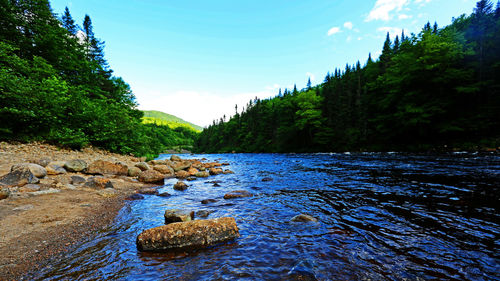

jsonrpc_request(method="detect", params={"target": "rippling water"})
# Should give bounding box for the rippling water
[30,153,499,280]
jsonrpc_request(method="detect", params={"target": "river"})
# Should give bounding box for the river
[31,152,499,280]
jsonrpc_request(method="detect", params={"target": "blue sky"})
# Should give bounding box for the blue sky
[50,0,478,126]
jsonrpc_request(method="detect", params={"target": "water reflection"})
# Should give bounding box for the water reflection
[30,152,499,280]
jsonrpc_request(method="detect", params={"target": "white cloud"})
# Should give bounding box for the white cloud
[327,26,341,36]
[346,36,352,42]
[398,14,412,19]
[344,21,354,30]
[366,0,410,21]
[136,89,276,127]
[306,72,316,82]
[377,26,404,37]
[357,37,363,41]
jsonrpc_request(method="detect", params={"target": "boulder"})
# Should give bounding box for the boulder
[83,176,114,189]
[223,169,234,174]
[137,217,240,252]
[153,165,174,175]
[11,163,47,178]
[29,157,51,167]
[194,171,209,178]
[164,209,194,224]
[175,170,189,179]
[135,162,150,171]
[64,159,88,172]
[170,155,181,161]
[46,162,67,175]
[186,176,197,181]
[86,160,128,176]
[158,192,171,197]
[138,169,165,184]
[173,181,188,191]
[19,184,41,192]
[98,189,117,198]
[196,210,212,218]
[70,175,86,185]
[138,187,159,195]
[187,167,199,176]
[223,190,253,200]
[201,199,218,204]
[126,193,144,200]
[128,167,141,177]
[209,168,223,175]
[291,214,318,223]
[173,162,191,172]
[0,166,39,187]
[0,188,10,200]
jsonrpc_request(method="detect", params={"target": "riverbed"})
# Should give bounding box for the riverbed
[30,152,499,280]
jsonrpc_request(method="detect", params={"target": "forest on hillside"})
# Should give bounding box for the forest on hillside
[196,0,500,153]
[0,0,197,157]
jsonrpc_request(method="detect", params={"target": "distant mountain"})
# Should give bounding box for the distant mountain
[142,110,203,132]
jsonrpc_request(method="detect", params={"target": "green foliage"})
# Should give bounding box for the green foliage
[196,0,500,152]
[142,110,203,131]
[0,0,197,156]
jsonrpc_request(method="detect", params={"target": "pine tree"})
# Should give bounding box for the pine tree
[496,1,500,18]
[424,21,431,31]
[401,29,406,41]
[393,35,400,53]
[379,32,392,71]
[307,77,312,89]
[293,84,298,94]
[367,53,373,65]
[433,22,438,34]
[62,7,77,34]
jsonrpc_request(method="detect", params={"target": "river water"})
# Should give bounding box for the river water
[31,153,499,280]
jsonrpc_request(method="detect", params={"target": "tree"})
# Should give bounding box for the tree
[62,7,77,35]
[307,77,312,89]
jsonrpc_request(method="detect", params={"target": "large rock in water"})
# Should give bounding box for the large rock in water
[86,160,128,176]
[0,166,39,187]
[224,190,253,199]
[11,163,47,178]
[138,169,165,184]
[136,217,240,252]
[164,209,194,224]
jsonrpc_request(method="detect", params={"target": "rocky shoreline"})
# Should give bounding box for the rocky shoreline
[0,142,233,280]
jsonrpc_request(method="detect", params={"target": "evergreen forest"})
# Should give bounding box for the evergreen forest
[0,0,197,158]
[196,0,500,153]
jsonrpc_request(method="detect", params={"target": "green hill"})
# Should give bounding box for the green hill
[142,110,203,132]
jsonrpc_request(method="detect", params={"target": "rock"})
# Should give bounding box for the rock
[209,168,223,175]
[153,165,174,175]
[149,160,165,165]
[291,214,318,223]
[196,210,212,218]
[201,199,218,204]
[128,167,141,177]
[135,162,150,171]
[223,190,253,199]
[261,177,273,182]
[184,167,196,176]
[173,162,191,172]
[186,176,197,181]
[70,175,86,185]
[194,171,209,178]
[173,181,188,191]
[164,209,194,224]
[138,169,165,184]
[126,193,144,200]
[86,160,128,176]
[137,217,240,252]
[0,166,39,187]
[175,170,189,179]
[18,184,41,192]
[223,169,234,174]
[64,159,88,172]
[138,187,159,195]
[98,189,117,198]
[29,157,51,167]
[170,155,181,161]
[213,183,221,187]
[46,162,67,175]
[13,204,34,211]
[0,188,10,200]
[11,163,47,178]
[83,176,114,189]
[158,192,171,197]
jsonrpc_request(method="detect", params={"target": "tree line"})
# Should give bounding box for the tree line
[196,0,500,152]
[0,0,197,158]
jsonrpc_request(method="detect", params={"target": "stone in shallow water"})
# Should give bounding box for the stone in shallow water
[223,190,252,199]
[196,210,212,218]
[291,214,318,223]
[126,193,144,200]
[173,181,188,191]
[138,187,159,195]
[201,199,218,204]
[164,209,194,224]
[158,192,171,197]
[137,217,239,252]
